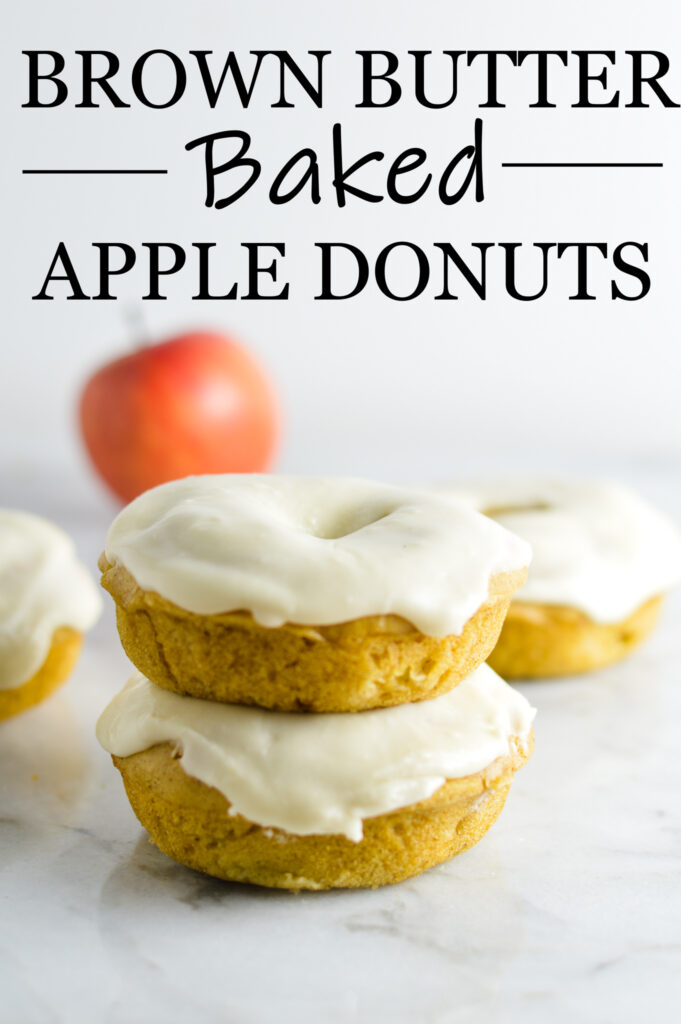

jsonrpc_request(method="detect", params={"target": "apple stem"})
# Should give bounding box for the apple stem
[123,304,152,350]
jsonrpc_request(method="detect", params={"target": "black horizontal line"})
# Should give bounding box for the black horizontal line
[502,162,663,168]
[22,168,168,175]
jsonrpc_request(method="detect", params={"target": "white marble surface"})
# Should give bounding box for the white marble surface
[1,462,680,1024]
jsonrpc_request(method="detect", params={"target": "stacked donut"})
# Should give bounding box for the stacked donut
[96,476,536,890]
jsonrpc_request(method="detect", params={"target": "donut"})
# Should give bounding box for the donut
[96,664,535,890]
[436,479,681,678]
[0,510,101,720]
[99,475,530,712]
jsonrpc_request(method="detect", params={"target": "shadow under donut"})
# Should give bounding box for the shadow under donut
[97,826,521,1022]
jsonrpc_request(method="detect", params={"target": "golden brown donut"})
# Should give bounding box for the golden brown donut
[0,627,83,722]
[112,734,533,890]
[488,596,662,679]
[99,557,526,712]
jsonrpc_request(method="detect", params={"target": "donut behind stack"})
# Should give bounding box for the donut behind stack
[436,478,681,678]
[96,476,535,890]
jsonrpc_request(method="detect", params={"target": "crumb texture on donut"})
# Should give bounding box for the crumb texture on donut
[488,597,662,679]
[112,735,532,890]
[100,560,525,711]
[0,627,83,721]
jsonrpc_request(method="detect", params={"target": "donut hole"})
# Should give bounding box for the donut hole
[484,502,551,519]
[308,505,393,540]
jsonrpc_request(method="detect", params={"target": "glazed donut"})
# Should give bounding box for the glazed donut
[96,664,535,890]
[437,478,681,678]
[0,510,101,720]
[100,475,530,712]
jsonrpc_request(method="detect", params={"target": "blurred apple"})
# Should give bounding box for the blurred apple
[79,331,279,503]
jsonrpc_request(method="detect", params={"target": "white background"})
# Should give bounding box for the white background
[2,0,680,496]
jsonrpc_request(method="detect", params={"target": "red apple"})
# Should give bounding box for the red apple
[79,331,279,503]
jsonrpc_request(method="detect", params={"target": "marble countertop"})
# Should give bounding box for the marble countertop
[1,462,680,1024]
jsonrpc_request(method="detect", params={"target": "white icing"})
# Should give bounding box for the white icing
[104,475,530,636]
[436,478,681,623]
[96,664,535,842]
[0,510,102,689]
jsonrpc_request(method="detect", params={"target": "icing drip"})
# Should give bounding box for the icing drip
[97,664,535,841]
[104,475,531,636]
